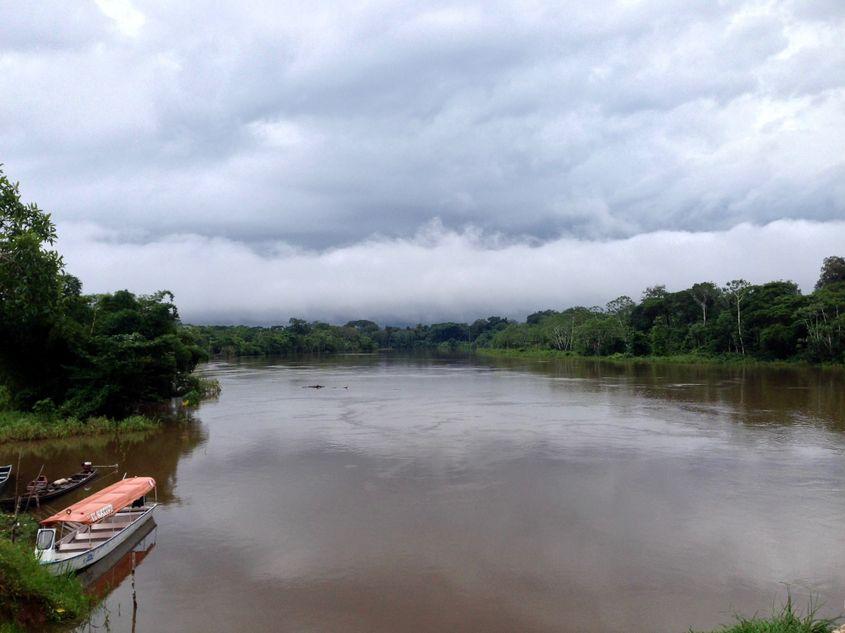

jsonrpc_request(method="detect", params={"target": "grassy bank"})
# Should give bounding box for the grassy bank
[0,412,161,443]
[0,513,88,630]
[691,598,838,632]
[474,348,840,369]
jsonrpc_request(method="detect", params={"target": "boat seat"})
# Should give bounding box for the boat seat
[58,542,95,552]
[74,531,112,541]
[90,522,131,531]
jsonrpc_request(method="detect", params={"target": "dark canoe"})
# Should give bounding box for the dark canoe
[0,467,98,512]
[0,465,10,493]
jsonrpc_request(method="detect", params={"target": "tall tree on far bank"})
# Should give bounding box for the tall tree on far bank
[690,282,718,326]
[816,256,845,290]
[723,279,751,355]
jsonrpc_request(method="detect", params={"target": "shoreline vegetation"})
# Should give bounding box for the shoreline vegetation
[0,167,221,443]
[0,412,160,444]
[690,597,840,633]
[187,256,844,367]
[473,348,845,369]
[0,375,220,444]
[0,168,221,632]
[0,514,88,631]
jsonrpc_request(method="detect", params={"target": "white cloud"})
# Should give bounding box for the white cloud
[58,219,845,324]
[94,0,146,37]
[1,1,843,248]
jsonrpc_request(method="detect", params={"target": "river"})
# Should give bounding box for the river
[3,354,845,632]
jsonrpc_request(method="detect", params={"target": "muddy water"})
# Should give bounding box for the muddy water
[3,355,845,632]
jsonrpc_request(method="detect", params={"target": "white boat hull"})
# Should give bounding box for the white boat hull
[41,504,158,575]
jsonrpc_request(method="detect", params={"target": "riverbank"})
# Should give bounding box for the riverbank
[0,513,88,631]
[0,375,220,443]
[475,348,844,369]
[692,598,839,632]
[0,412,161,443]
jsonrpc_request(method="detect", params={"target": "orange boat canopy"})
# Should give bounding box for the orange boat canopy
[41,477,156,525]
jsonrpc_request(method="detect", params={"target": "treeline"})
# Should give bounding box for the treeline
[188,317,509,356]
[486,266,844,363]
[0,168,208,418]
[191,258,845,364]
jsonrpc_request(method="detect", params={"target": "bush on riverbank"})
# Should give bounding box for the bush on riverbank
[0,514,88,630]
[180,375,222,407]
[692,598,838,633]
[0,411,160,443]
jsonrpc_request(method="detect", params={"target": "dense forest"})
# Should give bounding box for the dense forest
[191,258,845,364]
[0,168,207,418]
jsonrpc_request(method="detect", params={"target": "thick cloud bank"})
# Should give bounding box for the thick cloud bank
[2,1,845,247]
[59,219,844,324]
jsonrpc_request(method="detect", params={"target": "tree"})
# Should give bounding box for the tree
[345,320,380,335]
[526,310,558,325]
[606,296,634,324]
[815,256,845,290]
[690,282,719,326]
[642,285,667,300]
[0,169,64,335]
[0,167,207,416]
[574,314,626,356]
[0,168,75,407]
[723,279,752,355]
[469,316,509,341]
[605,295,634,350]
[428,322,469,345]
[287,318,311,335]
[798,284,845,362]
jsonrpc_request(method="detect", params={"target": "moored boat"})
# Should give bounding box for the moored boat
[35,476,157,574]
[0,462,98,511]
[0,465,10,493]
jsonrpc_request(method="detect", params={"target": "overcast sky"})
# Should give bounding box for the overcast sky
[2,0,844,323]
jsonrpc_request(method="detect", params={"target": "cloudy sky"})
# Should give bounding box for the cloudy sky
[2,0,844,323]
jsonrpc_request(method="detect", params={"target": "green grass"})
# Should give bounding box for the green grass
[475,347,843,369]
[0,412,161,443]
[181,375,222,408]
[0,514,89,629]
[692,598,839,633]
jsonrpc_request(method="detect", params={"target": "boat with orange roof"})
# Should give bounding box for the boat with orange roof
[35,476,157,574]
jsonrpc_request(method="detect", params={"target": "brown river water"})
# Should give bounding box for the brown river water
[2,354,845,633]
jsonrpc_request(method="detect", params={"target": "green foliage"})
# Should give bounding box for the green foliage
[0,534,88,629]
[690,597,836,633]
[0,411,160,442]
[816,256,845,290]
[188,261,845,366]
[0,167,207,418]
[180,376,222,408]
[0,513,39,547]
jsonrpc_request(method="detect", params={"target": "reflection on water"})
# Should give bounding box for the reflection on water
[5,354,845,632]
[0,416,208,515]
[74,522,158,633]
[81,521,157,600]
